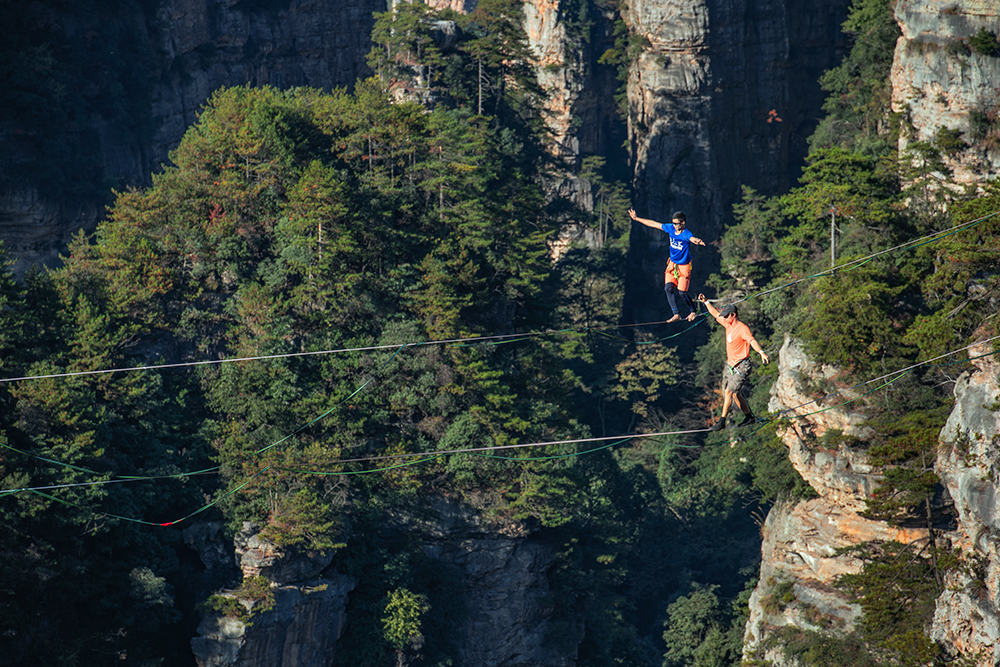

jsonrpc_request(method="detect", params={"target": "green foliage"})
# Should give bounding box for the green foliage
[597,6,650,118]
[968,27,1000,57]
[835,540,944,665]
[382,587,429,655]
[903,182,1000,363]
[967,107,1000,150]
[202,576,276,624]
[717,186,782,286]
[611,340,682,420]
[862,410,947,524]
[769,627,881,667]
[810,0,901,154]
[798,266,913,374]
[369,0,546,138]
[759,577,796,616]
[740,422,817,504]
[662,583,745,667]
[934,126,966,155]
[579,155,632,250]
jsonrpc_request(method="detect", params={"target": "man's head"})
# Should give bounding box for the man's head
[719,304,738,321]
[671,211,686,229]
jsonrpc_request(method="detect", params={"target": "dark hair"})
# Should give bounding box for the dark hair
[720,304,738,319]
[671,211,686,223]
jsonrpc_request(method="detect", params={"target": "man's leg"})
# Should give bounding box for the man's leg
[733,390,749,414]
[680,290,697,321]
[663,281,681,322]
[710,387,734,431]
[734,383,758,425]
[676,264,697,320]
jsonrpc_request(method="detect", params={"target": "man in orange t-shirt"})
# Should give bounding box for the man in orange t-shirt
[697,294,770,431]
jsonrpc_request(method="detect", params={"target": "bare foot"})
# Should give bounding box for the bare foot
[666,314,680,323]
[685,312,696,322]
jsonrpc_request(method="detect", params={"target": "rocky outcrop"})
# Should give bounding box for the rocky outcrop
[745,497,926,664]
[390,497,575,667]
[193,502,570,667]
[746,332,1000,665]
[192,579,355,667]
[191,523,353,667]
[931,338,1000,666]
[624,0,851,325]
[524,0,621,163]
[744,337,927,664]
[891,0,1000,186]
[768,337,876,513]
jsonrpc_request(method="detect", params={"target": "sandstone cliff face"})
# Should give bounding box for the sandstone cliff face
[624,0,850,324]
[743,337,927,664]
[398,498,575,667]
[745,333,1000,666]
[151,0,381,164]
[192,501,570,667]
[891,0,1000,187]
[932,339,1000,665]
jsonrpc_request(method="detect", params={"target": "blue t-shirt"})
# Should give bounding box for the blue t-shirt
[661,224,694,265]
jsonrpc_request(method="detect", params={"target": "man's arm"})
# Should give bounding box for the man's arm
[690,236,706,246]
[697,294,719,318]
[749,337,770,365]
[628,208,665,230]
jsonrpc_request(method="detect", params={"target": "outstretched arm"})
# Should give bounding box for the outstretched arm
[697,294,718,317]
[690,236,706,246]
[628,208,664,230]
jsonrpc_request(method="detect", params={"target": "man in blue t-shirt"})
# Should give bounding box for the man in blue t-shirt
[629,208,706,322]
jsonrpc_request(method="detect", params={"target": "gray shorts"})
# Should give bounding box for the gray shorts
[725,358,752,394]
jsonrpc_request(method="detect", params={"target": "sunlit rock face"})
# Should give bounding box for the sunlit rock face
[933,339,1000,666]
[747,331,1000,666]
[768,336,876,514]
[892,0,1000,187]
[743,337,927,665]
[622,0,850,325]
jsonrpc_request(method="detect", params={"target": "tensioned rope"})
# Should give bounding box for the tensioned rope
[5,334,995,525]
[734,209,999,306]
[1,209,995,385]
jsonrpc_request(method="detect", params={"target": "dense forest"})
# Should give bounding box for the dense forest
[1,0,999,666]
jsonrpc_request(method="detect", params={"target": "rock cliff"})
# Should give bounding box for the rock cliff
[891,0,1000,187]
[743,2,1000,660]
[190,522,354,667]
[745,333,1000,666]
[932,339,1000,665]
[743,337,928,664]
[192,502,570,667]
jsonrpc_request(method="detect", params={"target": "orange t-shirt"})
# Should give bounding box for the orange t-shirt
[716,316,756,366]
